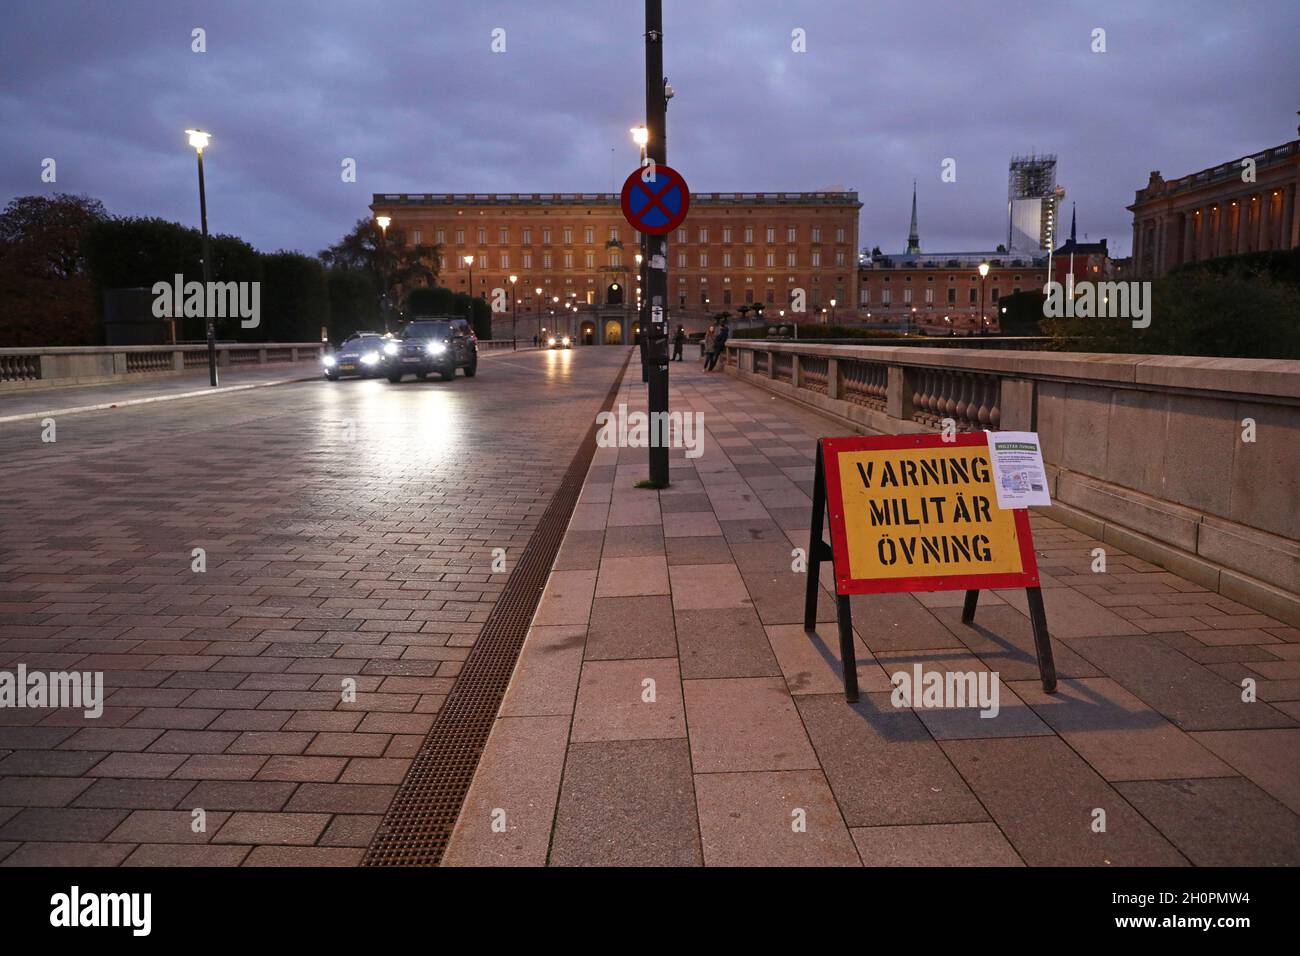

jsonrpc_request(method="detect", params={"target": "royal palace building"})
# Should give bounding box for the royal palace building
[370,190,861,343]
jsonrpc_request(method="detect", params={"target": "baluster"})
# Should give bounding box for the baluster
[975,377,992,427]
[940,371,957,419]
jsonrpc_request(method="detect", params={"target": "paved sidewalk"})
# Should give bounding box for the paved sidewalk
[444,356,1300,866]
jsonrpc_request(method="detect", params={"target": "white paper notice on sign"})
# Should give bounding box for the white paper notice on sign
[985,431,1052,509]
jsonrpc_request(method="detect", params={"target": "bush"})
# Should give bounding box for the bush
[732,323,900,340]
[1043,272,1300,359]
[325,268,380,341]
[259,252,328,343]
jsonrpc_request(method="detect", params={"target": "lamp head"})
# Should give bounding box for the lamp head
[463,254,474,266]
[185,129,210,151]
[375,216,391,231]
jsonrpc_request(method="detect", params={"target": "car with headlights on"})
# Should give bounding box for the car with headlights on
[386,317,478,382]
[324,332,391,380]
[546,333,573,349]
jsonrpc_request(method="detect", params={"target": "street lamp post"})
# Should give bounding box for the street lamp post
[978,261,990,335]
[830,298,837,324]
[508,274,518,349]
[534,287,542,346]
[463,254,475,331]
[642,1,670,487]
[186,129,217,386]
[375,216,391,333]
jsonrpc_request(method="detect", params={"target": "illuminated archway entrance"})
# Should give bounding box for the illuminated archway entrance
[606,283,624,306]
[580,320,596,345]
[603,320,622,344]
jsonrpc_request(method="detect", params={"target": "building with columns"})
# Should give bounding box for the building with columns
[369,190,860,344]
[1128,125,1300,278]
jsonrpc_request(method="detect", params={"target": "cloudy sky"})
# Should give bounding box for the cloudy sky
[3,0,1296,258]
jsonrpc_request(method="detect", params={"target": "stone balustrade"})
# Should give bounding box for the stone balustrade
[0,343,328,393]
[725,339,1300,625]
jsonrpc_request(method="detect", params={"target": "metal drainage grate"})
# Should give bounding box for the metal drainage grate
[363,353,631,866]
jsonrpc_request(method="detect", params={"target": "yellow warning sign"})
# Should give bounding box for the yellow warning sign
[823,434,1037,593]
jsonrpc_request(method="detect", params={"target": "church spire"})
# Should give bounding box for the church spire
[906,180,921,254]
[1069,202,1077,244]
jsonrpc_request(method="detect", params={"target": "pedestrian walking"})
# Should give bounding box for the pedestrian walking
[701,324,716,366]
[672,325,685,361]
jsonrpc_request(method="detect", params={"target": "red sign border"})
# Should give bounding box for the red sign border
[620,165,690,236]
[821,432,1040,595]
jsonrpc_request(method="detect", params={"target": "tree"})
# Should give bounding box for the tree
[83,217,262,340]
[319,218,441,306]
[324,268,380,341]
[0,194,106,346]
[0,194,107,279]
[995,289,1049,336]
[260,252,328,342]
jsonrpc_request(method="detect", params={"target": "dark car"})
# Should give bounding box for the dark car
[546,332,573,349]
[386,317,478,382]
[323,332,390,380]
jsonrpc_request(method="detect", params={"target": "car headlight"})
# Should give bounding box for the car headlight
[547,337,556,346]
[323,355,336,367]
[360,352,379,365]
[562,336,571,346]
[426,341,447,355]
[383,342,399,356]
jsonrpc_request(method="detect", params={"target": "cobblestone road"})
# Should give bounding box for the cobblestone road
[0,347,630,865]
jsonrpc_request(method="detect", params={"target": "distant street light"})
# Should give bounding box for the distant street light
[978,261,990,335]
[463,254,475,328]
[375,216,392,333]
[185,129,217,386]
[509,274,518,349]
[534,286,543,345]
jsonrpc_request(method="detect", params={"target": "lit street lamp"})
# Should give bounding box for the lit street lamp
[375,215,391,333]
[185,129,217,386]
[508,274,518,349]
[534,286,542,347]
[463,254,475,330]
[978,261,990,335]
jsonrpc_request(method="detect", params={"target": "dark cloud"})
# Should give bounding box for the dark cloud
[2,0,1295,258]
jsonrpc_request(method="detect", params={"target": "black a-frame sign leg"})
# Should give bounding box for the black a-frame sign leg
[836,594,859,703]
[960,586,1055,692]
[804,441,858,703]
[1025,586,1058,693]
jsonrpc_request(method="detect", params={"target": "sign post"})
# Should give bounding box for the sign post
[626,0,687,487]
[804,432,1057,702]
